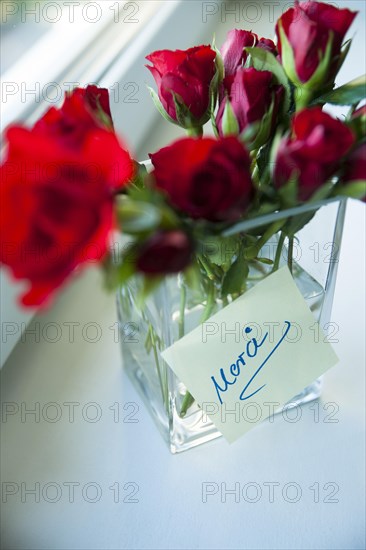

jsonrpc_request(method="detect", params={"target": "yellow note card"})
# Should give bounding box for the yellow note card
[161,266,339,443]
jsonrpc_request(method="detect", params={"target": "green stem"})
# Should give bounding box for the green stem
[149,324,169,413]
[287,236,294,275]
[178,283,186,339]
[178,281,191,417]
[180,282,216,418]
[187,126,203,138]
[272,231,286,273]
[180,392,195,418]
[200,282,216,324]
[197,254,216,280]
[245,219,286,261]
[295,87,313,112]
[251,164,260,189]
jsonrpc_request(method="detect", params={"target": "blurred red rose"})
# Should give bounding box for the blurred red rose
[150,136,254,222]
[146,45,216,125]
[33,86,114,150]
[136,231,193,275]
[274,107,355,201]
[0,120,134,307]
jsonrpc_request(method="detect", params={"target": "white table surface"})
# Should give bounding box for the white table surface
[1,199,365,550]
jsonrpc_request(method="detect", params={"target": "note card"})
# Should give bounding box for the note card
[161,266,338,443]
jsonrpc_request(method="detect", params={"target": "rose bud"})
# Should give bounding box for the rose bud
[221,29,277,78]
[276,1,357,108]
[274,107,355,201]
[216,67,283,149]
[0,121,134,307]
[150,136,254,222]
[146,46,217,131]
[136,231,193,275]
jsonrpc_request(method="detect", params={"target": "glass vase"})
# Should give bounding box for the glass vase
[117,198,347,453]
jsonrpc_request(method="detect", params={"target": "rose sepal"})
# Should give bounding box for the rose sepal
[220,99,240,137]
[147,86,177,125]
[334,180,366,200]
[239,94,277,151]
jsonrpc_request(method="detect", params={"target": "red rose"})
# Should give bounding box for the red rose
[34,86,113,150]
[136,231,193,275]
[216,67,283,147]
[33,87,133,191]
[146,46,216,126]
[221,29,277,78]
[0,123,134,307]
[276,1,356,89]
[150,136,254,222]
[274,107,355,201]
[257,37,278,56]
[343,144,366,184]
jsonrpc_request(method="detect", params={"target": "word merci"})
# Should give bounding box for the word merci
[211,322,291,405]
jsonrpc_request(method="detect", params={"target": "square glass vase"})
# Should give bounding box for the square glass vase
[117,198,347,453]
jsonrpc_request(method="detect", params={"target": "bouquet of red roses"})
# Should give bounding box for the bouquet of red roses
[1,0,365,309]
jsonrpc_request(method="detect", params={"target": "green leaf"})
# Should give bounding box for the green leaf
[246,45,291,117]
[115,196,161,234]
[129,161,147,190]
[335,180,366,200]
[256,257,273,265]
[315,74,366,106]
[199,235,240,268]
[222,255,249,297]
[102,253,135,291]
[285,212,317,238]
[335,38,352,76]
